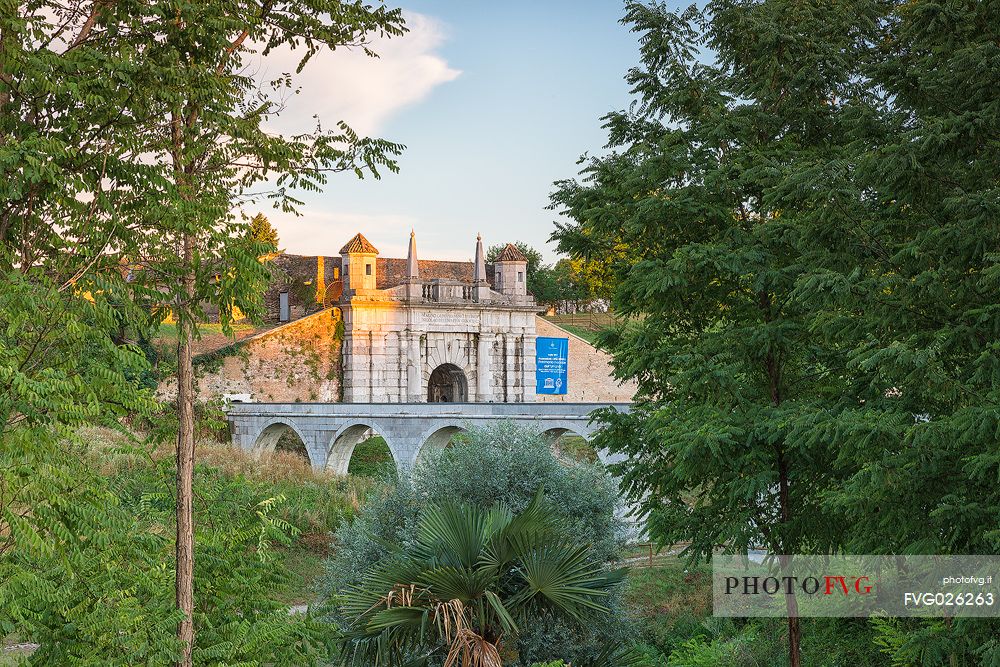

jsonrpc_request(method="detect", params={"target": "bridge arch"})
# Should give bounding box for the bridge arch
[326,420,400,476]
[540,425,594,464]
[412,422,471,468]
[250,419,310,458]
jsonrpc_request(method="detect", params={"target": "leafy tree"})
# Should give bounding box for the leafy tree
[101,4,406,662]
[551,2,892,664]
[3,1,406,663]
[823,1,1000,661]
[338,490,637,667]
[247,212,280,253]
[528,264,564,309]
[0,274,161,659]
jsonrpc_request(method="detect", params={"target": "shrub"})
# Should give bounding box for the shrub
[414,421,628,563]
[15,436,334,665]
[338,491,627,665]
[320,421,634,666]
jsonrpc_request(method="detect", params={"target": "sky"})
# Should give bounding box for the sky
[257,1,643,263]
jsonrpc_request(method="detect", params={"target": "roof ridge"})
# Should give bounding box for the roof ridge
[496,243,527,262]
[339,233,379,254]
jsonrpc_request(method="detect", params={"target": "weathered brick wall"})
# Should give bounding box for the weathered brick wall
[377,258,495,289]
[262,254,345,321]
[534,317,636,403]
[158,309,342,403]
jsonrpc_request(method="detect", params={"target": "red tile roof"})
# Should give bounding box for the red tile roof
[495,243,527,262]
[339,233,379,254]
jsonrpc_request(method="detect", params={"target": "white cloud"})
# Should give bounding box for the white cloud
[256,11,460,137]
[265,209,419,258]
[262,206,479,262]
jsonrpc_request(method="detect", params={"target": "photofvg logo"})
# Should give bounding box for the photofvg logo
[713,555,1000,618]
[724,573,873,597]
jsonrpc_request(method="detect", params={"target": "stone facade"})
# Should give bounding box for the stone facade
[338,233,537,403]
[170,231,634,408]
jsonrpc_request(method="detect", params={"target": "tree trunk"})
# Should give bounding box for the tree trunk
[175,234,196,667]
[765,327,801,667]
[787,615,802,667]
[778,452,801,667]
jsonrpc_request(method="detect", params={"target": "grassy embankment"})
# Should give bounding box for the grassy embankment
[541,312,619,345]
[82,426,380,606]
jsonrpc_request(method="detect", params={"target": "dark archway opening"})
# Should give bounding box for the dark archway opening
[254,422,310,464]
[427,363,468,403]
[327,425,398,479]
[415,426,470,467]
[275,428,310,461]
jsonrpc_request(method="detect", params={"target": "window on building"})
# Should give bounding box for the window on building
[366,263,372,276]
[518,271,524,283]
[333,267,340,279]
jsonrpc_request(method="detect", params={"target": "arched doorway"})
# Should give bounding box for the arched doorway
[427,363,468,403]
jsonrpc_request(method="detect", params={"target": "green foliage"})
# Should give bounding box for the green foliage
[346,436,397,478]
[4,436,183,665]
[321,423,634,666]
[532,258,611,311]
[0,274,161,660]
[338,489,630,667]
[624,562,713,657]
[552,0,1000,662]
[0,272,155,432]
[553,0,884,562]
[413,423,628,564]
[247,213,280,252]
[3,0,405,662]
[6,430,365,665]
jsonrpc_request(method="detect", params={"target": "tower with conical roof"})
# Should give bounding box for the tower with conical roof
[340,232,378,293]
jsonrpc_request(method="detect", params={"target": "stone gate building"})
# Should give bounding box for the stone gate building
[161,230,636,407]
[338,232,537,403]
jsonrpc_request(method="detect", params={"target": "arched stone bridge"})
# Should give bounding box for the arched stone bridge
[226,402,630,473]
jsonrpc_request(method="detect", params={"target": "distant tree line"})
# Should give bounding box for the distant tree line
[488,241,613,313]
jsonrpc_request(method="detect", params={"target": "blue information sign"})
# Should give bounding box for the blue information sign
[535,337,569,395]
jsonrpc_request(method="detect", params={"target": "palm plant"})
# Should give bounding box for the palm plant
[337,489,633,667]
